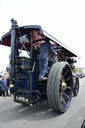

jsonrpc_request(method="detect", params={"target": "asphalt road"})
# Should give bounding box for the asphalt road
[0,78,85,128]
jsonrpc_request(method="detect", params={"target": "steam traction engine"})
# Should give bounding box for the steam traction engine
[0,19,79,113]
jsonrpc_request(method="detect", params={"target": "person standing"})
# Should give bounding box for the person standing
[32,30,56,80]
[0,74,2,96]
[38,40,56,80]
[0,75,9,97]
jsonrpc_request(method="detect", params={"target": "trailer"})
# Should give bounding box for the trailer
[0,19,79,113]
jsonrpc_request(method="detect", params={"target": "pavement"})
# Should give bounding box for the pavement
[0,78,85,128]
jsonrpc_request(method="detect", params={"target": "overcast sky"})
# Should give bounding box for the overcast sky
[0,0,85,71]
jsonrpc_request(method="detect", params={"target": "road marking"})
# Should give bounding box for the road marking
[19,107,29,112]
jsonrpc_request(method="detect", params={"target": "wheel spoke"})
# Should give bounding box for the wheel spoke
[76,85,79,88]
[61,74,65,81]
[62,97,66,105]
[63,92,69,99]
[64,70,68,76]
[66,86,71,89]
[60,79,63,85]
[59,94,66,105]
[65,76,71,81]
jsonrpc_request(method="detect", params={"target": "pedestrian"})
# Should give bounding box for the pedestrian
[0,75,9,97]
[0,74,2,96]
[0,84,2,96]
[6,67,11,96]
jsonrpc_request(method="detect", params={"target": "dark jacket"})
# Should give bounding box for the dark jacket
[0,79,8,91]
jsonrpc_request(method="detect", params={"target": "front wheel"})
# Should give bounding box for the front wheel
[73,76,79,96]
[47,62,73,113]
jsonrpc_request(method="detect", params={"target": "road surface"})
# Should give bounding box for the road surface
[0,78,85,128]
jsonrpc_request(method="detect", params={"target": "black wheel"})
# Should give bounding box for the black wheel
[47,62,73,113]
[73,77,79,96]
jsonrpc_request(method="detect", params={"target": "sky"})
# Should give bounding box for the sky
[0,0,85,71]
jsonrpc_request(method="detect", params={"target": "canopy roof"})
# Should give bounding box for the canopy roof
[0,25,78,57]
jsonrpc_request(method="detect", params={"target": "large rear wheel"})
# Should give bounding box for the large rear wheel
[47,62,73,113]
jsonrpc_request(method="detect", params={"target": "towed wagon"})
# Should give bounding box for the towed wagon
[0,19,79,113]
